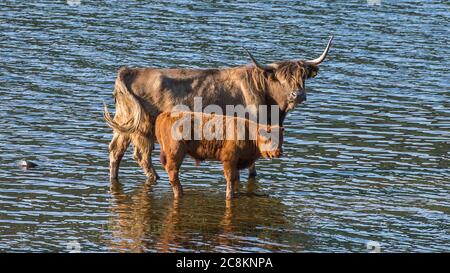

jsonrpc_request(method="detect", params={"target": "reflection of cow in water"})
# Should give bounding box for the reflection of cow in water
[108,179,305,252]
[104,37,333,181]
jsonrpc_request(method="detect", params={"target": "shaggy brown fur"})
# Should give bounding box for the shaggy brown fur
[104,46,328,181]
[155,112,284,199]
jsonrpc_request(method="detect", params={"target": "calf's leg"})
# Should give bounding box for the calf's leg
[109,132,130,181]
[164,156,184,199]
[223,161,238,200]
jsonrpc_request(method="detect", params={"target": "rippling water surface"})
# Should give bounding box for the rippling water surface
[0,0,449,252]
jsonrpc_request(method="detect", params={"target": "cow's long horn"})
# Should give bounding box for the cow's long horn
[306,36,333,65]
[244,48,271,71]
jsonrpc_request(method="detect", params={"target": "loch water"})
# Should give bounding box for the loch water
[0,1,449,252]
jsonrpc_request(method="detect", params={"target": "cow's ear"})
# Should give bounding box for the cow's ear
[307,65,319,78]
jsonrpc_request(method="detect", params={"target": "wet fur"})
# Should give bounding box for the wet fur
[155,112,283,199]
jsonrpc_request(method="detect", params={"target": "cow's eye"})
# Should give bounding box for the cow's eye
[268,73,277,81]
[309,70,317,78]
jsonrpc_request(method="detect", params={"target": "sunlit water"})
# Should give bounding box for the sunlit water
[0,1,449,252]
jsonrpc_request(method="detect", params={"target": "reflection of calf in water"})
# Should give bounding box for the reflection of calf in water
[108,179,297,252]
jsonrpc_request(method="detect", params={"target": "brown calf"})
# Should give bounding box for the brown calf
[155,111,284,200]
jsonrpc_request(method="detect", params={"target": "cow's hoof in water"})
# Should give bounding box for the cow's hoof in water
[18,160,37,169]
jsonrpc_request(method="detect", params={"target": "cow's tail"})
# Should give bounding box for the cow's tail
[103,68,144,134]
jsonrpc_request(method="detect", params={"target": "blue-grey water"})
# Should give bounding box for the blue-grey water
[0,0,449,252]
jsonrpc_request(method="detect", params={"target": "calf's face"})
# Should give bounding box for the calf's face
[257,126,284,159]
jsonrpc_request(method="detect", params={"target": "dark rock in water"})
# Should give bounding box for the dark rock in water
[18,160,38,169]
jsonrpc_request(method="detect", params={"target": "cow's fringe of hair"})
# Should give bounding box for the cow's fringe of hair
[275,61,307,90]
[245,61,307,92]
[103,69,144,134]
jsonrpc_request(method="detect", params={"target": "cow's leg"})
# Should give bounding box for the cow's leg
[131,133,159,180]
[223,161,238,200]
[248,163,257,178]
[109,132,130,181]
[233,170,240,193]
[164,157,183,199]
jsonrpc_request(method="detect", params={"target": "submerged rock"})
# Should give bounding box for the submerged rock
[18,160,38,169]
